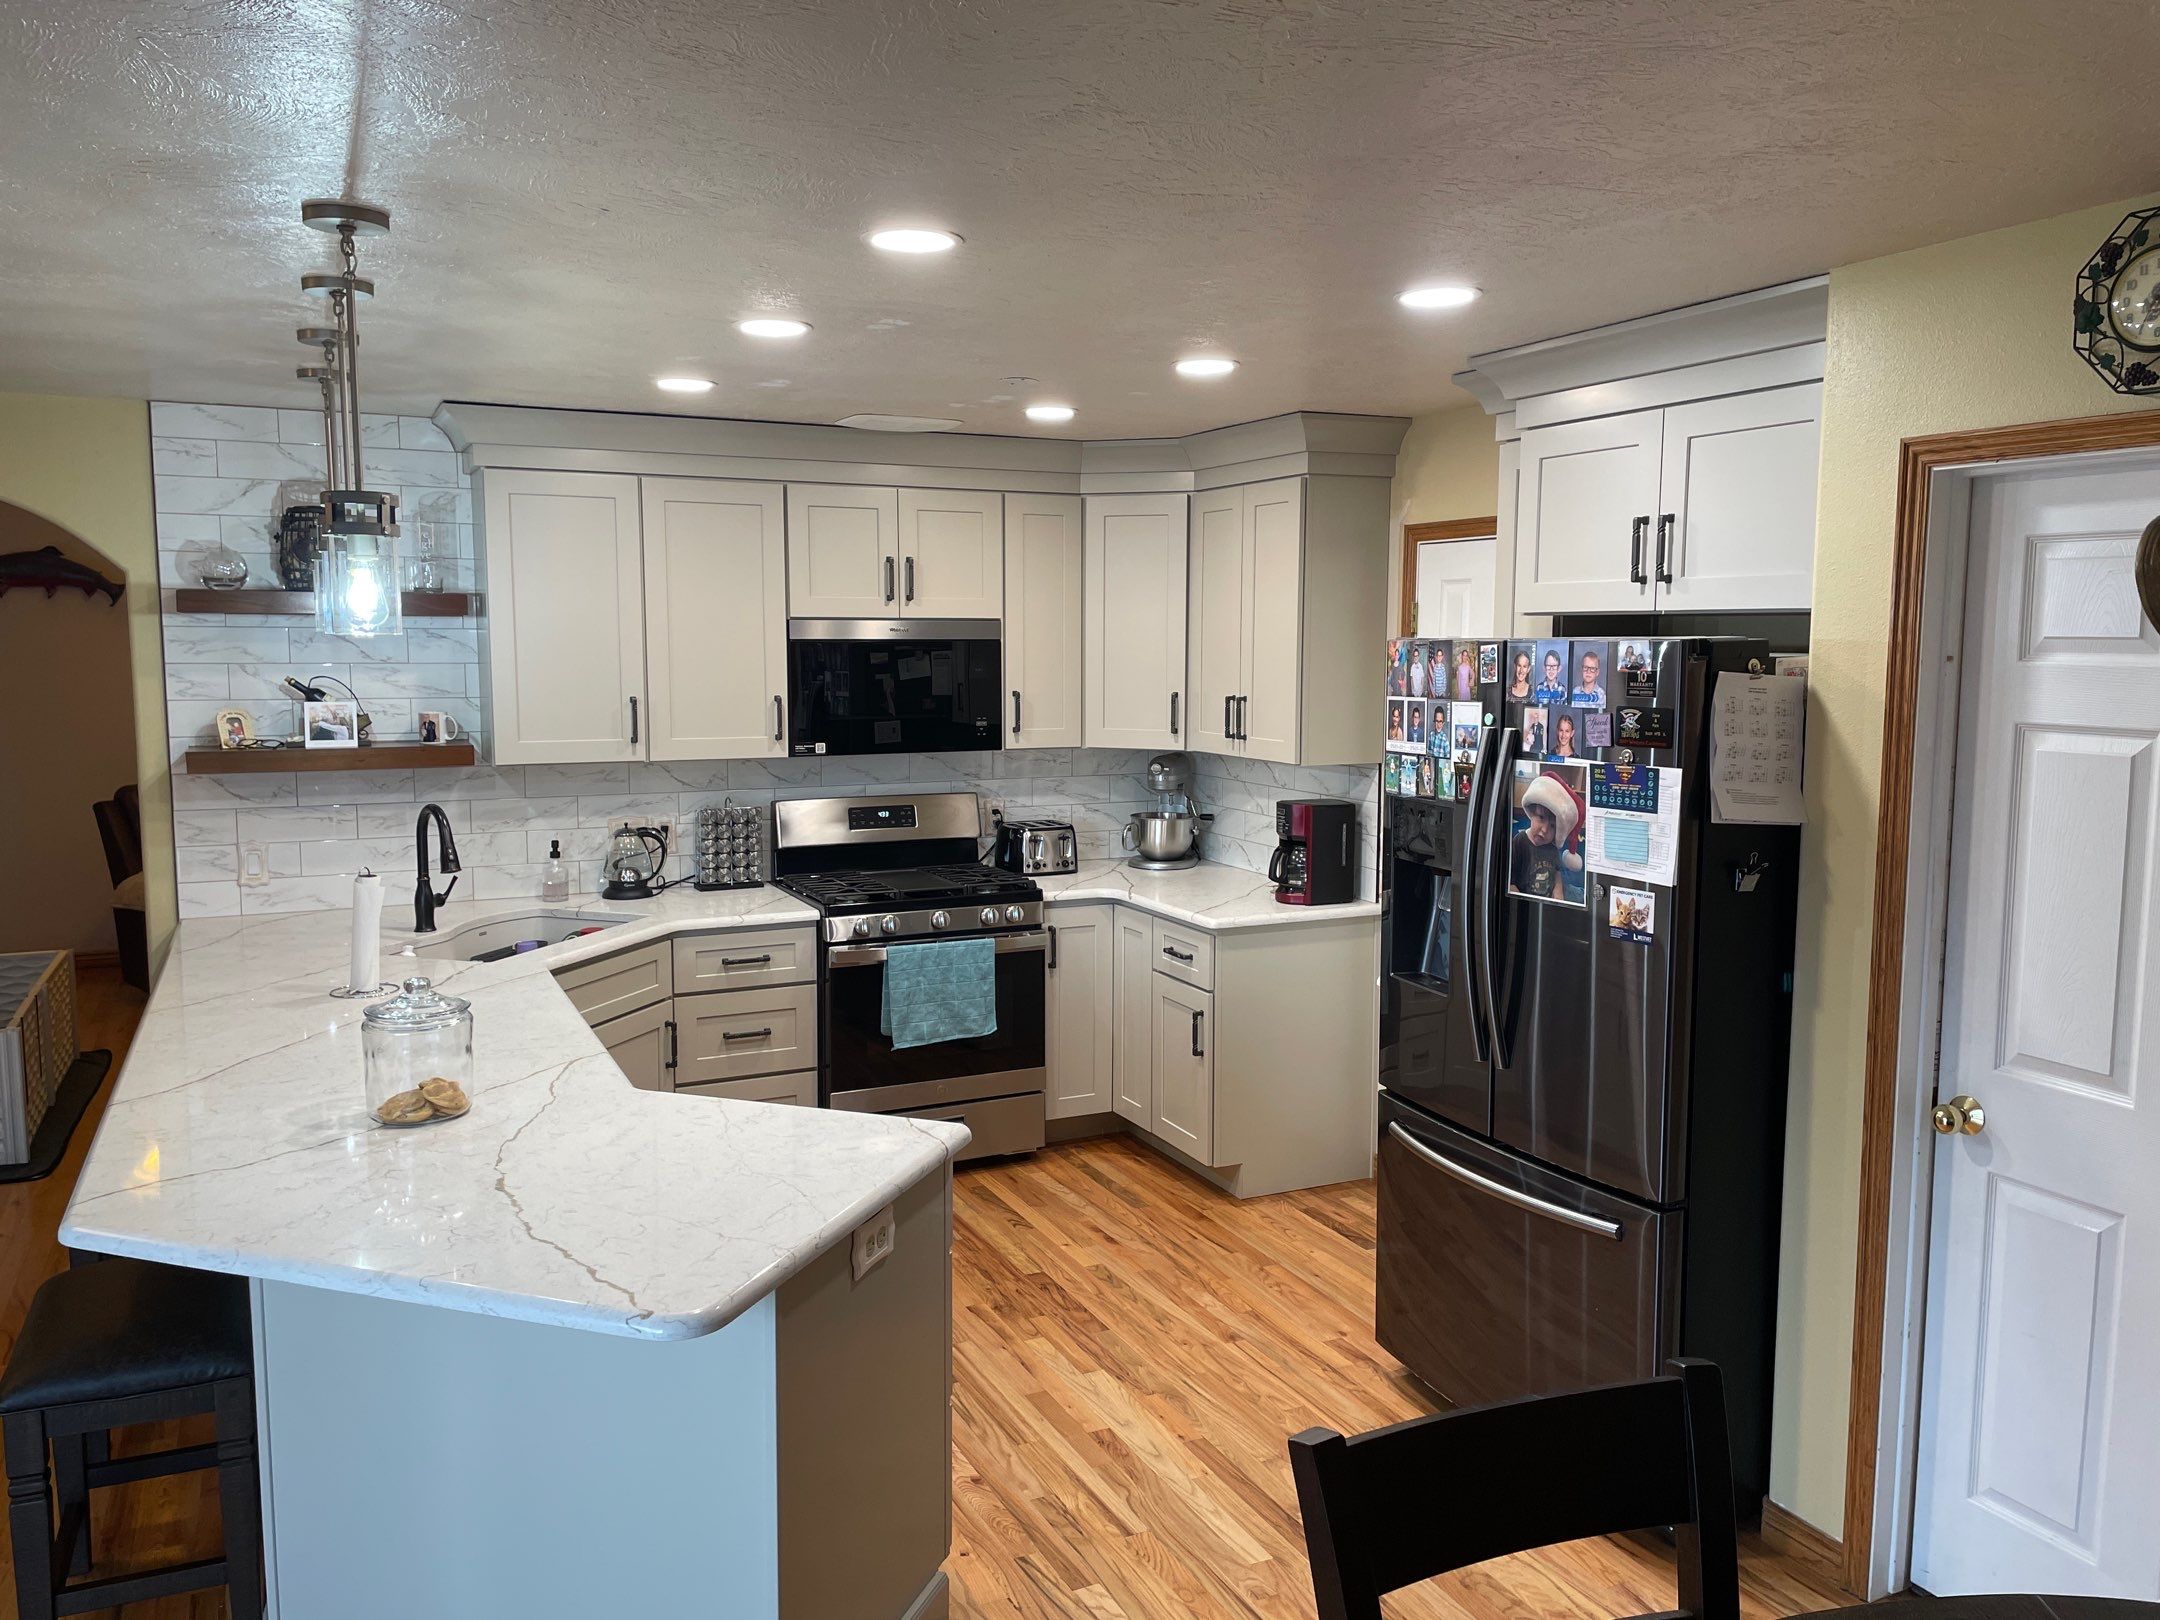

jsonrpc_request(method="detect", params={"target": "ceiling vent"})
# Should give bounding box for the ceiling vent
[836,413,963,433]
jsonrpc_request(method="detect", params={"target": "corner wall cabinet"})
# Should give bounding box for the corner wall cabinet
[1000,493,1085,750]
[1512,381,1822,615]
[1084,492,1190,750]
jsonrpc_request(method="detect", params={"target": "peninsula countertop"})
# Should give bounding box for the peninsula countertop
[1037,859,1381,929]
[59,886,967,1342]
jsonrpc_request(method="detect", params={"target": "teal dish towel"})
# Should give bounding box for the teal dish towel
[880,938,998,1050]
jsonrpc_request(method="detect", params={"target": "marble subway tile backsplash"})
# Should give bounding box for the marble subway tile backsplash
[154,402,1381,917]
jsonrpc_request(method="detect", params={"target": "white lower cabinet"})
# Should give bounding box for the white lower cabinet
[1149,977,1215,1165]
[1043,904,1115,1119]
[592,1001,670,1092]
[1111,910,1155,1126]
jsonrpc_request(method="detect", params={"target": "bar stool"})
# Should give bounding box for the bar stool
[1,1258,261,1620]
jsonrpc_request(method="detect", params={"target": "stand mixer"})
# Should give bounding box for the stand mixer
[1122,753,1212,870]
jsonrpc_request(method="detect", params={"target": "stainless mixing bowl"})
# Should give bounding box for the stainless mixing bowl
[1123,810,1208,861]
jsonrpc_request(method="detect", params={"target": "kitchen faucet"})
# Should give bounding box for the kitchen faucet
[414,803,462,933]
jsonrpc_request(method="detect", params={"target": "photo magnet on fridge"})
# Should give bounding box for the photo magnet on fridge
[1520,704,1548,757]
[1590,760,1660,813]
[1386,698,1417,753]
[1613,705,1675,748]
[1568,641,1609,707]
[1584,709,1613,749]
[1607,886,1657,944]
[1478,642,1501,685]
[1416,754,1438,798]
[1531,639,1571,704]
[1616,639,1657,700]
[1387,639,1411,697]
[1504,645,1535,704]
[1407,640,1435,698]
[1405,699,1428,749]
[1548,707,1586,763]
[1508,760,1588,907]
[1450,643,1479,702]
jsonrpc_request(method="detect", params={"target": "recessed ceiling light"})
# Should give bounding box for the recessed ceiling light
[1174,356,1238,378]
[1025,404,1076,424]
[1398,284,1480,310]
[737,317,810,338]
[654,376,714,394]
[869,227,960,255]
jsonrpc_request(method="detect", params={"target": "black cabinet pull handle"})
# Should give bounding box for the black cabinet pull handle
[628,695,639,744]
[1629,516,1648,586]
[1656,513,1675,584]
[719,954,772,967]
[884,555,896,603]
[665,1018,678,1071]
[772,695,783,743]
[1011,690,1022,736]
[904,555,916,602]
[1224,694,1233,737]
[1235,695,1248,741]
[722,1027,773,1043]
[1190,1009,1204,1058]
[1169,691,1180,736]
[1163,945,1195,964]
[1047,924,1059,971]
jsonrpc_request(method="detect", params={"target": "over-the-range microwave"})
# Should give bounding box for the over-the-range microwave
[786,618,1002,758]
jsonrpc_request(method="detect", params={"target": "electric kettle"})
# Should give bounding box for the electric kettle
[600,823,670,900]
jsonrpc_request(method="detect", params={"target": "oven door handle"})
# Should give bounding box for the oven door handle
[1387,1124,1621,1240]
[828,930,1048,967]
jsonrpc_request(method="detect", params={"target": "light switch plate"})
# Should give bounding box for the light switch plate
[851,1202,896,1281]
[240,844,271,887]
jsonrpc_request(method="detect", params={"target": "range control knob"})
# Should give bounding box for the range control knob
[1004,904,1026,924]
[930,910,951,931]
[980,906,1000,927]
[879,915,899,936]
[851,918,872,939]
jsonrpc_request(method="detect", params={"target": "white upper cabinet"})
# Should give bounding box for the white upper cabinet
[1085,492,1190,751]
[898,488,1003,619]
[641,478,788,761]
[1187,486,1246,756]
[1653,383,1822,612]
[785,484,900,617]
[1238,478,1305,764]
[478,469,647,765]
[1514,409,1664,615]
[1001,493,1084,750]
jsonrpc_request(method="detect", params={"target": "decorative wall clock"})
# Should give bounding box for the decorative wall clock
[2075,204,2160,393]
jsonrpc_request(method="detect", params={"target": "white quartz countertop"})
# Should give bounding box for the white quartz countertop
[60,886,968,1342]
[1037,860,1381,929]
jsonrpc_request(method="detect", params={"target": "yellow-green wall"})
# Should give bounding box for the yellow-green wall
[1386,403,1502,628]
[0,394,172,960]
[1772,192,2160,1533]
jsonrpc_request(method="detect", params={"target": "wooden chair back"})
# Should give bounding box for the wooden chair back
[1288,1358,1738,1620]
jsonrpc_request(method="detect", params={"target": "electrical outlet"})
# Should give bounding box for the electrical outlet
[240,844,271,887]
[851,1203,896,1281]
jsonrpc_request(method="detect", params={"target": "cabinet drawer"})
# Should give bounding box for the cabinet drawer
[672,927,815,992]
[1150,918,1214,990]
[672,1068,816,1107]
[674,984,818,1084]
[553,940,673,1025]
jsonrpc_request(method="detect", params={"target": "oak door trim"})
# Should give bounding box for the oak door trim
[1842,405,2160,1595]
[1397,516,1498,636]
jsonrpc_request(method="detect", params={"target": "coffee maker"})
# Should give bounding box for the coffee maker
[1270,799,1358,905]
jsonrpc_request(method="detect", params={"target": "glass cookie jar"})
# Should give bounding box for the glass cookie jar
[362,977,474,1126]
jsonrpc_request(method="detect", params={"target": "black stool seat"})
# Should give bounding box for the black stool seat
[0,1260,250,1414]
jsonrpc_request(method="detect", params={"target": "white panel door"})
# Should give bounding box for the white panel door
[1085,492,1189,750]
[641,478,787,761]
[1654,383,1822,611]
[898,488,1003,619]
[1151,977,1215,1164]
[1187,485,1246,755]
[785,484,899,617]
[1414,535,1498,638]
[1513,409,1662,615]
[1112,910,1154,1126]
[1001,493,1084,749]
[1913,461,2160,1597]
[1239,477,1305,764]
[479,469,645,764]
[1045,904,1115,1120]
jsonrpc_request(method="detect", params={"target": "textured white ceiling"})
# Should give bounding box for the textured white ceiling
[0,0,2148,438]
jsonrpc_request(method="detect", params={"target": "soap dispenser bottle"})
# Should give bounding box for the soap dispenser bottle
[540,839,570,903]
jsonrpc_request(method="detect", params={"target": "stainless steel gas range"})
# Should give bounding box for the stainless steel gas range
[771,792,1046,1161]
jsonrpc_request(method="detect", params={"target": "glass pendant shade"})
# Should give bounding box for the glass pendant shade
[315,535,403,637]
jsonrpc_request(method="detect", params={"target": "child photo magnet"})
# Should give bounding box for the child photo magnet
[1406,699,1428,748]
[1520,704,1548,757]
[1532,639,1571,705]
[1568,640,1610,707]
[1416,754,1438,799]
[1608,885,1656,944]
[1478,642,1501,685]
[1386,698,1418,753]
[1451,643,1480,702]
[1504,645,1536,703]
[1508,760,1588,907]
[1387,639,1410,696]
[1616,638,1657,699]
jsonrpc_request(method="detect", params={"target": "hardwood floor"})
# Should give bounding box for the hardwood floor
[947,1134,1851,1620]
[2,982,1848,1618]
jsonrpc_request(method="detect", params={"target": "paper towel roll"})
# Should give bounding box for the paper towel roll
[350,872,384,991]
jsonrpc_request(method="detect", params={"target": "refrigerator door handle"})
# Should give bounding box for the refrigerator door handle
[1461,724,1496,1063]
[1388,1123,1622,1240]
[1480,725,1519,1071]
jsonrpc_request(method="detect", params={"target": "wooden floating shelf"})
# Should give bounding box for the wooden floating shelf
[172,588,479,619]
[184,743,477,775]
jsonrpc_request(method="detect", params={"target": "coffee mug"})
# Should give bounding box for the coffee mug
[418,711,462,744]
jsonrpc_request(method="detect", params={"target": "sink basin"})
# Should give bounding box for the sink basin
[403,911,629,963]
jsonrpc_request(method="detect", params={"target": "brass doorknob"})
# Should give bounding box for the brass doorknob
[1931,1094,1986,1136]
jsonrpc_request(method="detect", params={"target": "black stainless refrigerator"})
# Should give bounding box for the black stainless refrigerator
[1376,635,1798,1506]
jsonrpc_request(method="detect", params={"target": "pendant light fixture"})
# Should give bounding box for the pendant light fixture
[297,198,401,637]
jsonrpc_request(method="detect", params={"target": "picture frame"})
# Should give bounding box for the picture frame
[214,707,254,750]
[302,698,360,749]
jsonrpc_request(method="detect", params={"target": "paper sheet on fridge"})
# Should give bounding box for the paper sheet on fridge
[1710,670,1806,824]
[1585,765,1681,888]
